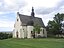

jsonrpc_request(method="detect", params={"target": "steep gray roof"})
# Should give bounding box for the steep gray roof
[18,14,45,28]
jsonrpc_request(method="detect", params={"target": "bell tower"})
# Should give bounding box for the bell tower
[31,7,35,17]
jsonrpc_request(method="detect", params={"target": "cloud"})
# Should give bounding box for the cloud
[57,0,64,8]
[0,18,14,31]
[35,7,56,15]
[0,21,14,28]
[0,0,64,31]
[35,7,59,15]
[35,0,64,15]
[0,0,26,30]
[25,0,61,8]
[0,0,26,12]
[0,12,16,31]
[0,27,13,31]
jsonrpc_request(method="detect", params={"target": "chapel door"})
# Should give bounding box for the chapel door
[16,31,18,38]
[31,31,35,38]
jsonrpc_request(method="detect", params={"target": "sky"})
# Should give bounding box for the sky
[0,0,64,31]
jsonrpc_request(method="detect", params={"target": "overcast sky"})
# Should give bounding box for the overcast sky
[0,0,64,31]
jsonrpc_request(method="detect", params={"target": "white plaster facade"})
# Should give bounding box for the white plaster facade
[13,13,47,38]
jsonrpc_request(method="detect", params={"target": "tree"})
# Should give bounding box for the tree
[0,32,12,40]
[47,13,64,36]
[47,20,60,35]
[33,24,41,38]
[54,13,64,34]
[33,24,41,33]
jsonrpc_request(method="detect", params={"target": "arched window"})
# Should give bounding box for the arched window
[31,31,33,34]
[17,19,18,21]
[38,31,40,34]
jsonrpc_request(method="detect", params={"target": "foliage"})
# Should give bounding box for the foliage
[0,32,12,40]
[47,13,64,35]
[33,24,41,33]
[32,24,42,38]
[47,20,59,34]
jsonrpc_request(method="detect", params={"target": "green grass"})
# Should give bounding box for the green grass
[0,38,64,48]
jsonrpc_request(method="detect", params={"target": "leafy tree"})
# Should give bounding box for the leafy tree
[47,20,60,35]
[33,24,41,33]
[0,32,12,40]
[33,24,41,38]
[47,13,64,36]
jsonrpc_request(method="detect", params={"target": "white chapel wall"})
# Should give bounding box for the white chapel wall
[27,26,33,38]
[22,26,27,38]
[13,14,22,38]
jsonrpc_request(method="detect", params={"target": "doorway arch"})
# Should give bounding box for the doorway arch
[16,31,18,38]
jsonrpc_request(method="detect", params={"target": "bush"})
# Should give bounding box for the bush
[0,32,12,40]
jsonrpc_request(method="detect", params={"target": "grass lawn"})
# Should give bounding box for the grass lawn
[0,38,64,48]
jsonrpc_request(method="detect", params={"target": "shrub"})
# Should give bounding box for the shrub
[0,32,12,40]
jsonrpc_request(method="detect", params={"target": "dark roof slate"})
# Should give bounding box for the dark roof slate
[18,14,45,27]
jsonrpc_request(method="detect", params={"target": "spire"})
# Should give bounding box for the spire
[31,7,35,17]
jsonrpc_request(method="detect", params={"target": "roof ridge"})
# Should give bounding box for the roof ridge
[19,14,31,17]
[19,14,42,19]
